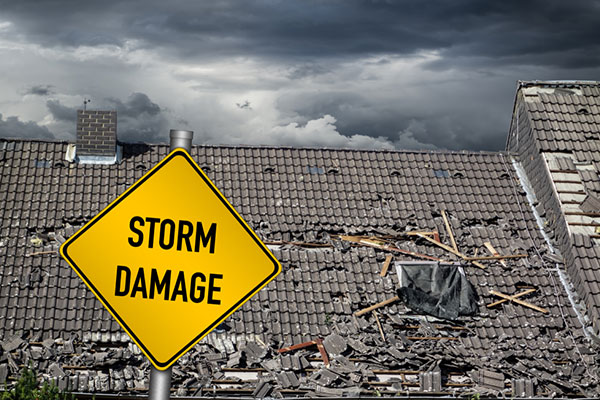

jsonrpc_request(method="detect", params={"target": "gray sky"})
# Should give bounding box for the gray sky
[0,0,599,151]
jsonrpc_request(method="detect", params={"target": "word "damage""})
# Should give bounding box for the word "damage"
[115,265,222,304]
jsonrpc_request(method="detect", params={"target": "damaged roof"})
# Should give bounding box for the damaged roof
[0,136,599,398]
[507,80,600,338]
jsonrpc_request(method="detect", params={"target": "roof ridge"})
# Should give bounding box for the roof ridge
[518,80,600,88]
[1,137,506,156]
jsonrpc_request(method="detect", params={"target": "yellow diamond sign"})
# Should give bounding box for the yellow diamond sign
[60,149,281,370]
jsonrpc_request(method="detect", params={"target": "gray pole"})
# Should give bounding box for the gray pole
[148,129,194,400]
[149,367,172,400]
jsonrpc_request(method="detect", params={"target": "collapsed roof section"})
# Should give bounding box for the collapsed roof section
[507,80,600,336]
[1,138,598,397]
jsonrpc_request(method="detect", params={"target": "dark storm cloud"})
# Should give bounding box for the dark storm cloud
[106,92,161,118]
[26,85,55,96]
[105,93,168,143]
[47,99,77,122]
[3,0,599,67]
[2,0,600,151]
[276,77,514,151]
[0,114,54,139]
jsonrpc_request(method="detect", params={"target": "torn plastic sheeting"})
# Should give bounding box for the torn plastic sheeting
[395,262,478,320]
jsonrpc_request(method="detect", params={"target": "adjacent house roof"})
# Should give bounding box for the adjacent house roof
[507,80,600,337]
[1,137,598,398]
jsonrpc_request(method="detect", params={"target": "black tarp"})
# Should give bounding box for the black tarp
[396,262,478,320]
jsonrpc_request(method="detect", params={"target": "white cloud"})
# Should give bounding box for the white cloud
[267,114,395,149]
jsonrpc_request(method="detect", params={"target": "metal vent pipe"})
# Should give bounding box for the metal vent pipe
[169,129,193,152]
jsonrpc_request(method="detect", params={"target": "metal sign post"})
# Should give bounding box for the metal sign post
[148,129,193,400]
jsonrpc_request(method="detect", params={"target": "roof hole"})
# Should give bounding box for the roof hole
[135,164,146,171]
[453,171,465,178]
[390,170,401,176]
[307,166,324,175]
[263,166,276,173]
[327,168,339,175]
[577,108,589,115]
[34,159,51,168]
[434,169,450,178]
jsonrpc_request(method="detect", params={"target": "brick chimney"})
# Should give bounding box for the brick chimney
[72,110,121,164]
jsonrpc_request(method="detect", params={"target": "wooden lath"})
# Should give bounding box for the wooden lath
[414,233,486,269]
[488,289,548,314]
[335,235,447,262]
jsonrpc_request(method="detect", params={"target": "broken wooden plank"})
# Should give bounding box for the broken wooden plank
[314,338,329,366]
[464,254,528,261]
[337,235,446,262]
[415,233,461,257]
[380,254,393,277]
[358,238,445,261]
[373,311,386,342]
[25,250,57,257]
[441,210,458,252]
[278,340,319,353]
[487,288,536,308]
[354,296,400,316]
[484,241,506,267]
[404,231,441,242]
[278,338,330,366]
[263,240,333,248]
[489,289,548,313]
[404,231,439,236]
[415,233,486,269]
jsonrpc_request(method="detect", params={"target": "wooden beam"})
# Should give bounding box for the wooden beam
[380,254,393,277]
[359,238,445,261]
[278,340,319,353]
[262,240,333,248]
[415,233,462,257]
[415,233,486,269]
[441,210,458,252]
[314,338,330,366]
[278,338,330,366]
[489,289,548,313]
[354,296,400,316]
[484,242,506,267]
[373,311,386,342]
[404,231,440,241]
[464,254,528,261]
[25,250,57,257]
[337,235,446,262]
[487,288,536,308]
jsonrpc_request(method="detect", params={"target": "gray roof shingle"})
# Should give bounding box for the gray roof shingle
[508,80,600,338]
[0,137,598,397]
